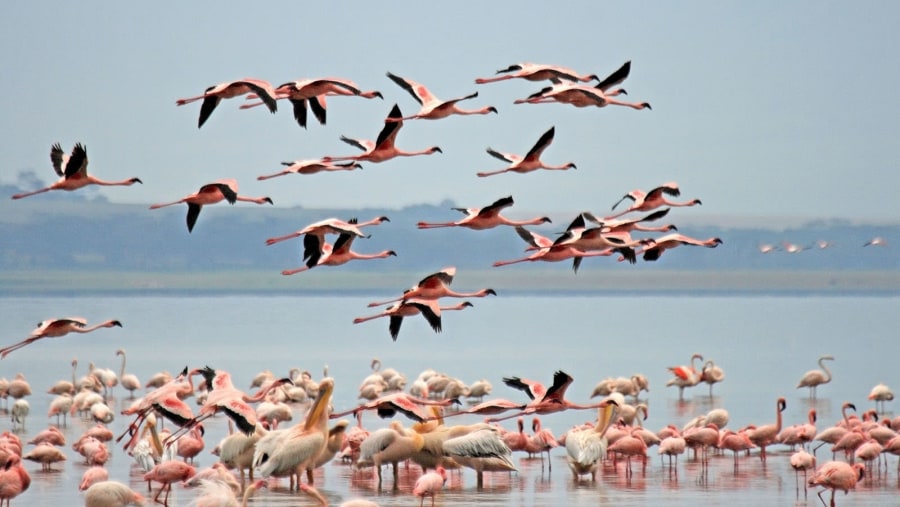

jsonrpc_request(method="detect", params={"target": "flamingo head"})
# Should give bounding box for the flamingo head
[429,146,443,154]
[487,106,499,114]
[129,178,143,184]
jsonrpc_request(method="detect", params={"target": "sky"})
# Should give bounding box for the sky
[2,2,899,224]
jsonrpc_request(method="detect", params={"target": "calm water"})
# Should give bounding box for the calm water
[0,292,897,506]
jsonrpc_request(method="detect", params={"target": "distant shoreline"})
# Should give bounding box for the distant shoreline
[2,269,898,296]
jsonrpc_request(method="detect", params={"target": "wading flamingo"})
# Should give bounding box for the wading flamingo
[797,355,835,399]
[747,397,787,461]
[322,104,442,163]
[417,195,551,230]
[176,78,277,128]
[116,349,141,399]
[149,179,273,233]
[665,353,703,400]
[386,72,497,121]
[1,318,122,359]
[477,126,576,177]
[475,62,599,84]
[352,300,474,341]
[413,466,447,506]
[367,266,496,307]
[11,143,141,200]
[808,461,865,507]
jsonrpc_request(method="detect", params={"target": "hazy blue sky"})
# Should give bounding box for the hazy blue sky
[2,2,898,224]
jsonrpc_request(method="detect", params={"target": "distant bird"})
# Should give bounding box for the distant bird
[352,300,474,341]
[700,360,725,397]
[11,399,29,430]
[386,72,497,121]
[606,182,701,221]
[322,104,442,163]
[1,318,122,359]
[83,480,144,507]
[242,77,382,128]
[367,266,496,307]
[758,243,779,254]
[116,349,141,399]
[636,233,723,262]
[149,179,273,233]
[281,228,396,275]
[808,461,865,507]
[11,143,141,200]
[782,241,810,254]
[417,196,551,230]
[257,159,362,180]
[176,78,277,128]
[475,62,599,84]
[477,126,576,177]
[266,216,389,269]
[863,236,887,247]
[413,466,447,506]
[797,355,834,399]
[868,383,894,413]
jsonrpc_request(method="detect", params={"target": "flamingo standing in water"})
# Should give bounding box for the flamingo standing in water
[367,266,496,307]
[0,454,30,505]
[241,77,382,128]
[477,126,576,177]
[475,62,599,84]
[797,355,835,399]
[353,300,474,341]
[417,195,551,230]
[666,353,704,400]
[1,318,122,359]
[605,182,702,221]
[808,461,865,507]
[386,72,497,121]
[82,480,144,507]
[747,397,787,462]
[176,78,277,128]
[413,466,447,506]
[322,104,442,163]
[11,143,142,200]
[266,216,389,269]
[257,159,363,180]
[149,179,273,233]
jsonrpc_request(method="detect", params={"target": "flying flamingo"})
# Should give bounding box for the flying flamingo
[488,370,605,422]
[582,208,678,234]
[353,300,474,341]
[330,392,459,423]
[1,318,122,359]
[417,195,551,230]
[11,143,142,200]
[257,159,362,180]
[605,182,702,220]
[797,355,835,399]
[386,72,497,121]
[83,480,145,507]
[413,466,447,507]
[241,77,382,128]
[863,236,887,247]
[366,266,496,308]
[545,213,650,256]
[475,62,599,84]
[322,104,442,163]
[175,78,277,128]
[476,126,576,177]
[266,216,389,269]
[493,226,634,273]
[117,367,194,449]
[747,397,787,462]
[635,233,723,262]
[808,461,865,507]
[281,229,396,275]
[513,71,650,110]
[149,179,273,233]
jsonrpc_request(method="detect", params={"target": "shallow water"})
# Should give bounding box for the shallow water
[0,293,897,506]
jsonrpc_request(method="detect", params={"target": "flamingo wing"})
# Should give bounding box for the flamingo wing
[478,196,514,218]
[594,61,631,92]
[406,301,442,333]
[374,104,404,149]
[541,371,574,402]
[515,226,551,248]
[611,190,642,210]
[524,127,556,161]
[238,80,277,113]
[386,72,432,106]
[416,268,455,290]
[303,234,325,267]
[186,203,202,233]
[648,183,681,199]
[388,315,404,341]
[290,99,309,128]
[339,136,373,153]
[50,143,66,176]
[331,232,355,256]
[502,376,544,401]
[485,148,519,164]
[198,95,223,128]
[308,96,327,125]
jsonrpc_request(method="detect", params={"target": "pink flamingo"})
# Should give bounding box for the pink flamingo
[367,266,496,307]
[11,143,141,200]
[322,104,442,163]
[747,397,787,462]
[118,367,194,449]
[78,466,109,492]
[635,233,723,262]
[808,461,865,507]
[665,353,703,400]
[583,208,678,234]
[502,417,530,453]
[330,392,459,423]
[149,179,272,233]
[242,77,382,128]
[475,62,599,84]
[489,370,605,422]
[513,64,649,109]
[281,228,396,275]
[718,429,756,470]
[790,447,816,494]
[417,195,551,230]
[353,299,474,341]
[608,426,649,477]
[0,454,30,505]
[477,126,575,177]
[257,159,362,180]
[797,355,834,399]
[176,78,277,128]
[525,417,559,470]
[266,216,389,267]
[1,318,122,359]
[387,72,497,121]
[545,214,650,257]
[605,182,701,221]
[494,226,633,272]
[413,466,447,507]
[779,408,817,450]
[144,460,196,505]
[83,481,145,507]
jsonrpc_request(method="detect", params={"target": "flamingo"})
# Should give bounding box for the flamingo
[413,465,447,506]
[78,466,109,492]
[331,392,459,423]
[475,62,599,84]
[808,461,865,507]
[241,77,382,128]
[700,360,725,397]
[281,227,396,275]
[417,195,551,230]
[144,460,196,505]
[565,399,619,481]
[657,433,687,469]
[366,266,496,307]
[149,179,273,233]
[322,104,442,163]
[10,143,142,200]
[116,349,141,399]
[717,429,756,470]
[493,226,634,272]
[189,478,266,507]
[747,397,787,462]
[0,455,30,506]
[582,208,678,234]
[488,370,605,422]
[545,213,651,256]
[797,355,835,399]
[266,216,389,268]
[779,408,817,450]
[175,78,277,128]
[386,72,497,121]
[83,480,145,507]
[636,233,723,262]
[118,367,194,449]
[513,63,650,110]
[665,353,703,400]
[352,299,474,341]
[608,426,649,477]
[605,182,702,220]
[868,383,894,413]
[257,159,362,180]
[1,318,122,359]
[476,126,576,178]
[863,236,887,247]
[790,448,816,494]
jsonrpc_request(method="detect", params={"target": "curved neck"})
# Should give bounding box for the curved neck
[818,357,833,382]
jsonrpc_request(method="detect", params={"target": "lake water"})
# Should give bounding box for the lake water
[0,292,897,506]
